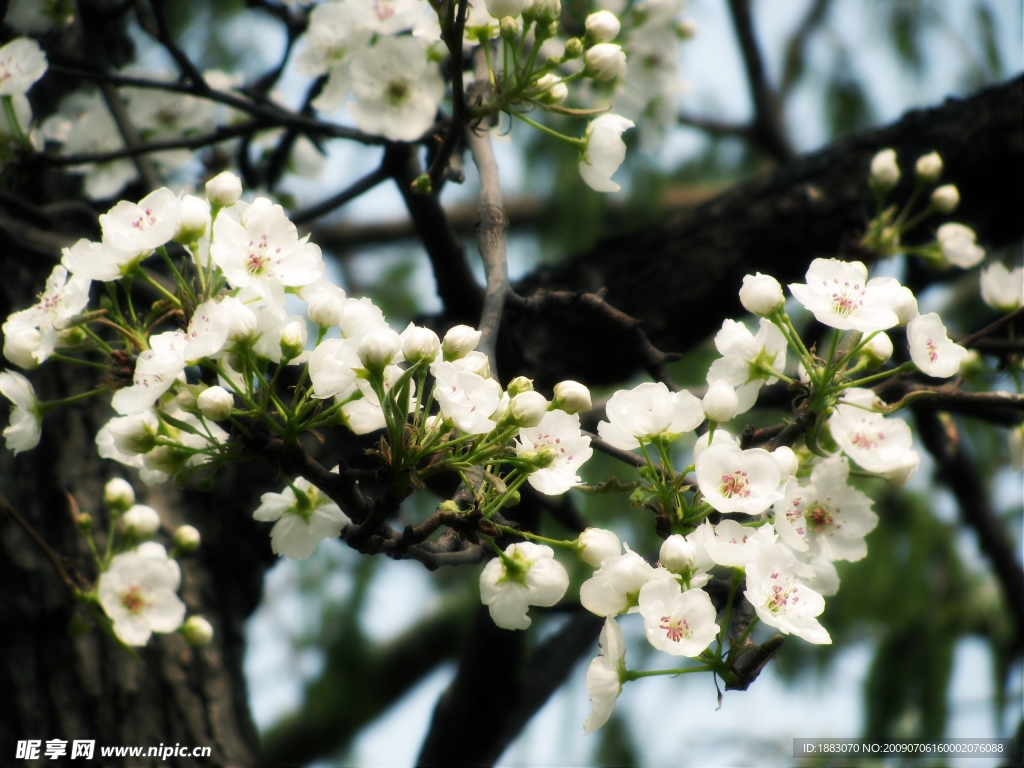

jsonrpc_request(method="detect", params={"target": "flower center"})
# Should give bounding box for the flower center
[926,338,939,363]
[132,207,157,232]
[823,278,865,317]
[246,234,271,275]
[120,584,150,614]
[719,470,750,498]
[851,427,883,450]
[386,79,410,106]
[806,504,834,533]
[659,615,692,642]
[373,0,396,21]
[766,578,801,613]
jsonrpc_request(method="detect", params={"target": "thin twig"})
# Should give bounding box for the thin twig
[98,82,162,191]
[677,112,752,138]
[145,0,210,91]
[0,492,76,591]
[291,158,393,225]
[957,306,1024,348]
[425,0,470,190]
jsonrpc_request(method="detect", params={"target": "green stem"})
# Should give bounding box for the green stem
[510,111,586,149]
[80,326,115,355]
[39,387,108,412]
[2,95,30,148]
[133,267,181,307]
[493,523,578,551]
[623,665,712,681]
[835,361,916,390]
[49,353,110,370]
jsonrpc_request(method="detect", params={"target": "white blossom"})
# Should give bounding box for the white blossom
[578,114,634,193]
[0,37,47,96]
[181,615,214,646]
[980,262,1024,312]
[111,331,187,416]
[739,272,785,316]
[773,455,877,562]
[584,43,627,81]
[205,171,243,206]
[253,473,352,560]
[789,258,904,332]
[441,324,482,360]
[931,184,960,213]
[3,264,90,366]
[0,370,41,454]
[357,328,401,372]
[695,443,783,515]
[430,361,501,435]
[744,543,831,644]
[174,524,201,551]
[772,445,799,479]
[400,324,440,363]
[862,331,893,367]
[936,223,985,269]
[197,386,234,422]
[583,617,627,735]
[104,478,136,510]
[907,313,968,378]
[691,427,737,463]
[553,380,592,414]
[121,504,162,538]
[580,548,674,617]
[479,542,569,630]
[98,543,186,646]
[348,36,444,142]
[869,148,899,191]
[701,518,776,567]
[915,151,942,182]
[577,528,622,568]
[829,388,919,480]
[99,187,182,258]
[637,579,718,657]
[703,380,738,423]
[309,339,360,401]
[706,318,787,414]
[516,410,593,494]
[487,0,528,18]
[597,381,703,450]
[585,11,621,42]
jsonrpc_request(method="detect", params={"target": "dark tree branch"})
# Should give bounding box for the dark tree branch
[780,0,834,98]
[958,305,1024,348]
[290,156,393,225]
[726,0,796,162]
[914,410,1024,651]
[0,492,75,591]
[98,82,162,191]
[508,76,1024,387]
[142,0,211,92]
[677,111,753,138]
[425,0,470,191]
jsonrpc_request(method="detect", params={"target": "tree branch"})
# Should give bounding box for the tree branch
[290,156,393,225]
[98,82,162,191]
[425,0,470,191]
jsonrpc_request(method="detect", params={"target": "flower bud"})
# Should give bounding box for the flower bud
[869,148,900,192]
[487,0,526,19]
[915,151,943,183]
[175,195,211,243]
[676,18,697,38]
[181,615,214,646]
[533,73,568,105]
[279,321,306,361]
[359,329,399,372]
[104,478,135,511]
[174,524,201,552]
[659,534,696,574]
[526,0,560,24]
[511,391,548,427]
[771,446,799,479]
[3,323,40,369]
[307,290,345,328]
[861,332,893,369]
[197,385,233,421]
[121,504,161,538]
[506,376,534,397]
[563,37,583,59]
[442,325,481,360]
[931,184,960,213]
[739,272,784,316]
[577,528,621,567]
[584,43,626,81]
[499,16,519,40]
[401,325,440,363]
[585,11,620,42]
[889,286,920,325]
[205,171,242,206]
[553,380,592,414]
[937,223,984,269]
[703,380,738,423]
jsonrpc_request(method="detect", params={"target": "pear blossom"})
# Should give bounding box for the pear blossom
[869,148,899,191]
[744,543,831,644]
[431,361,501,435]
[706,318,787,414]
[695,443,783,515]
[829,388,919,479]
[773,455,877,562]
[597,381,703,450]
[309,339,360,401]
[516,410,593,494]
[341,364,416,435]
[658,535,709,588]
[915,151,943,182]
[104,478,136,510]
[583,617,627,735]
[0,370,41,454]
[862,331,893,367]
[174,525,201,551]
[99,187,182,258]
[486,0,527,18]
[931,184,960,213]
[739,273,785,316]
[691,427,738,463]
[553,380,592,414]
[210,197,323,310]
[59,238,132,283]
[111,331,187,415]
[789,258,904,332]
[98,543,186,646]
[577,528,622,568]
[531,73,568,105]
[399,324,440,364]
[578,114,633,193]
[637,579,718,657]
[3,264,90,366]
[772,445,799,479]
[253,473,352,560]
[703,380,738,423]
[701,518,776,567]
[184,298,230,364]
[340,296,390,340]
[0,37,48,96]
[936,223,985,269]
[354,0,425,34]
[197,386,233,422]
[441,324,482,360]
[251,310,308,363]
[450,350,490,377]
[205,171,243,206]
[907,313,968,378]
[479,542,569,630]
[296,2,372,112]
[181,616,214,646]
[95,412,167,486]
[585,11,621,42]
[980,262,1024,311]
[121,504,162,538]
[348,36,444,142]
[580,548,674,617]
[584,43,627,81]
[358,328,401,372]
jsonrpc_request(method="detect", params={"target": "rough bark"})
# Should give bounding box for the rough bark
[505,75,1024,387]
